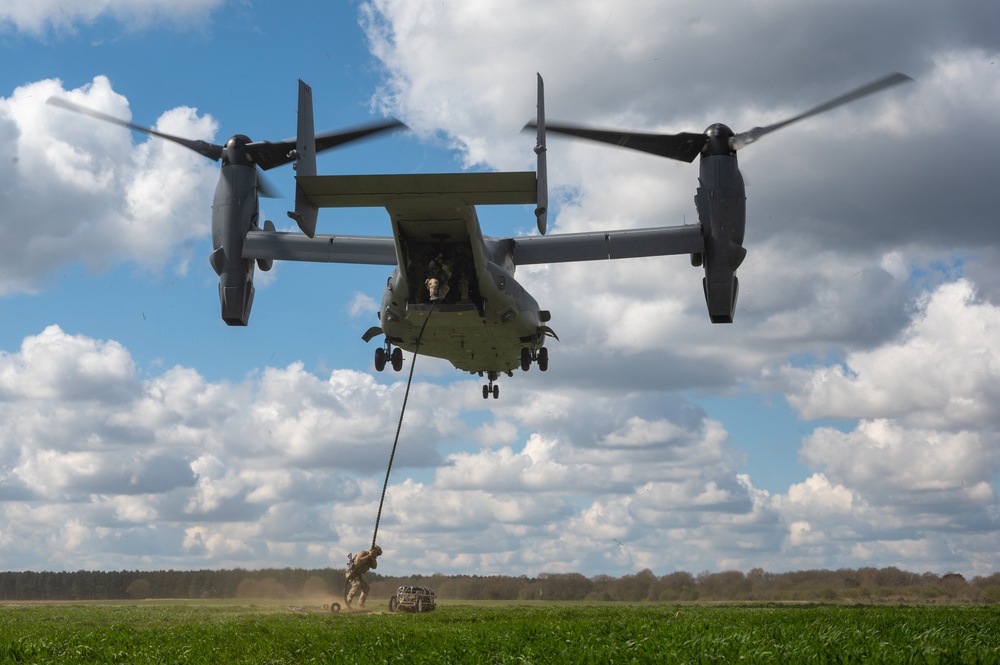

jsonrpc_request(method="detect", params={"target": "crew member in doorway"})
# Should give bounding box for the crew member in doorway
[425,252,453,301]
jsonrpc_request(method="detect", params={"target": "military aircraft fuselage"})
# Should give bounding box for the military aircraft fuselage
[378,204,550,374]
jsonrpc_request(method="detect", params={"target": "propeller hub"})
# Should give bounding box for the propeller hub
[704,123,736,157]
[223,135,254,166]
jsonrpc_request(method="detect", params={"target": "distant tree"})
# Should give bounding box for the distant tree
[126,578,152,600]
[3,565,999,603]
[971,572,1000,602]
[612,569,657,601]
[533,573,594,601]
[940,573,970,598]
[657,571,698,601]
[697,570,750,600]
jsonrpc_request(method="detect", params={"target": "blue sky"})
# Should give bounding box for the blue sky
[1,0,999,579]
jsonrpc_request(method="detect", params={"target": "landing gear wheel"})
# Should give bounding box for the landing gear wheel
[391,347,404,372]
[388,597,398,612]
[329,602,341,614]
[483,371,500,399]
[520,347,531,371]
[374,347,386,372]
[537,347,549,372]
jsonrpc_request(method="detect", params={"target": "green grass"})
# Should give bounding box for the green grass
[1,600,998,663]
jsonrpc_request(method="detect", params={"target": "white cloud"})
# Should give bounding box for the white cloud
[801,421,998,502]
[1,0,999,579]
[0,309,997,575]
[0,324,136,401]
[348,292,378,318]
[0,77,218,295]
[0,0,224,35]
[782,280,1000,428]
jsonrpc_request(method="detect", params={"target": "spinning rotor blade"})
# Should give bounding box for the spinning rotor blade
[256,172,281,199]
[531,72,911,162]
[47,96,224,161]
[48,96,406,171]
[526,120,706,163]
[247,119,407,171]
[730,72,913,150]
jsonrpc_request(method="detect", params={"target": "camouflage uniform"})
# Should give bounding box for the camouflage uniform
[346,545,381,608]
[425,253,453,301]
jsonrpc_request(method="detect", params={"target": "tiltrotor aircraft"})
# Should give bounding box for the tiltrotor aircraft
[50,72,910,399]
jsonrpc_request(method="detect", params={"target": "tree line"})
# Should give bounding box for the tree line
[1,567,998,603]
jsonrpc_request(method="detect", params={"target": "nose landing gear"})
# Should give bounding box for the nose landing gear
[482,371,500,399]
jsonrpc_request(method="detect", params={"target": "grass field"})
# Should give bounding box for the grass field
[1,599,998,663]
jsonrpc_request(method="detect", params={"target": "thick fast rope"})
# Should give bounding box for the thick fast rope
[371,303,435,551]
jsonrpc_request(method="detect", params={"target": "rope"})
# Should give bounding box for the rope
[371,302,435,551]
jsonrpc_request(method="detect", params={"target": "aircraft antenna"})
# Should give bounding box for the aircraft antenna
[370,303,436,551]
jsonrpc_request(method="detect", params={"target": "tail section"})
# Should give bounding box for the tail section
[533,73,548,236]
[288,79,319,238]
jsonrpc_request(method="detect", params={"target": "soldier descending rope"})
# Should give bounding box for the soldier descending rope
[339,299,433,612]
[344,545,382,609]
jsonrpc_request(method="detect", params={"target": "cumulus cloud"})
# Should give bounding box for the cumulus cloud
[782,280,1000,429]
[351,0,1000,577]
[0,0,224,35]
[0,76,217,295]
[1,296,998,574]
[1,0,999,578]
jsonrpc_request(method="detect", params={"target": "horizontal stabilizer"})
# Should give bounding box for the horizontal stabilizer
[296,172,538,209]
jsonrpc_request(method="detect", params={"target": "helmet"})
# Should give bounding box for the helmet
[372,545,383,556]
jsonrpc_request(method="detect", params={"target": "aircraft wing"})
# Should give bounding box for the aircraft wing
[272,171,703,266]
[242,230,397,265]
[510,225,704,265]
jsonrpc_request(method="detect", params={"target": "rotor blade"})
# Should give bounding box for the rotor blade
[46,96,224,161]
[526,120,707,163]
[731,72,913,150]
[248,118,407,171]
[256,170,281,199]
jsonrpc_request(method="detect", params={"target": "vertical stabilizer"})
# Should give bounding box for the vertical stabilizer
[288,79,319,238]
[534,73,548,235]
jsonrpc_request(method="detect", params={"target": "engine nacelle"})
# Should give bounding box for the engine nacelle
[695,154,747,323]
[210,164,259,326]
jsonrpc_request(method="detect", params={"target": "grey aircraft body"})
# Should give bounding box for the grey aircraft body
[50,73,911,398]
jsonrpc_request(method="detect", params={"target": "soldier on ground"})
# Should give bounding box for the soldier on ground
[345,545,382,609]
